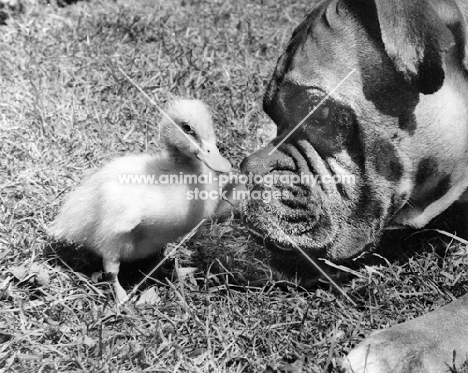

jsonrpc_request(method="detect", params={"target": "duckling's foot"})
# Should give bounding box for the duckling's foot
[103,258,128,303]
[214,181,248,220]
[113,280,128,303]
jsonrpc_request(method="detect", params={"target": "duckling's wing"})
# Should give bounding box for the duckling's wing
[48,173,104,245]
[49,155,151,242]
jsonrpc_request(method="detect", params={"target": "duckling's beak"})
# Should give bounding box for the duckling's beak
[197,142,231,173]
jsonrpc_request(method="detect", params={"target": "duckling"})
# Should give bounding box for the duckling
[49,99,231,301]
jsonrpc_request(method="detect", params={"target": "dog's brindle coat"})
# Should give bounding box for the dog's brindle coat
[240,0,468,371]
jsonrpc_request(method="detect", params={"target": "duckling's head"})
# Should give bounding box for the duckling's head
[160,100,231,173]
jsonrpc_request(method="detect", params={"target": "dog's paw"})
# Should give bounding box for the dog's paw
[340,328,466,373]
[341,295,468,373]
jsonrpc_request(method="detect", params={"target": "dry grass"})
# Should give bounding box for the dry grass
[1,0,468,372]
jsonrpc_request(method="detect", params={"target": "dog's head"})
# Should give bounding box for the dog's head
[241,0,468,260]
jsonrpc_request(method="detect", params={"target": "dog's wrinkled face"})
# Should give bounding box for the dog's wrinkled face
[241,0,466,260]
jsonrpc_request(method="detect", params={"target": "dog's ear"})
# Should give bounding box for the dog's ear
[374,0,455,94]
[431,0,468,72]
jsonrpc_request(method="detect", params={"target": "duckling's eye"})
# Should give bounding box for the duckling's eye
[181,123,195,135]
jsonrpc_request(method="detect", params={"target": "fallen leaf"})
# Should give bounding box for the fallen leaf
[34,264,50,286]
[176,267,198,286]
[8,263,51,285]
[82,336,97,346]
[9,265,28,280]
[136,287,161,306]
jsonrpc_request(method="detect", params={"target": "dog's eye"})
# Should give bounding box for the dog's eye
[309,105,330,125]
[181,123,194,134]
[302,105,330,131]
[317,106,329,120]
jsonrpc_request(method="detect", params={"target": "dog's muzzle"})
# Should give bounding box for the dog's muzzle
[240,142,339,255]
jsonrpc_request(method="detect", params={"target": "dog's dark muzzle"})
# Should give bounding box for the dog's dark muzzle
[239,142,339,255]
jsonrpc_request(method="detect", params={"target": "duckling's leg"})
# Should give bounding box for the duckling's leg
[103,258,127,302]
[214,181,248,219]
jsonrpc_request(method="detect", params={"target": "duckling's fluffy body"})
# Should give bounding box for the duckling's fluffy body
[51,153,219,261]
[50,99,231,301]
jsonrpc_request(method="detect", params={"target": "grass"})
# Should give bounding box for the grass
[1,0,468,372]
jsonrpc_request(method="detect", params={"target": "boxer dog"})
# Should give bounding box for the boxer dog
[240,0,468,371]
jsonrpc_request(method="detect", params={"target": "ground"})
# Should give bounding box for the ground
[1,0,468,372]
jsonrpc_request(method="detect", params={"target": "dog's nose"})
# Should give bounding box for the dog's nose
[240,146,278,175]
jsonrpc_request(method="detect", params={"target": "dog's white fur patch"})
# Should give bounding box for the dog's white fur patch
[394,56,468,228]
